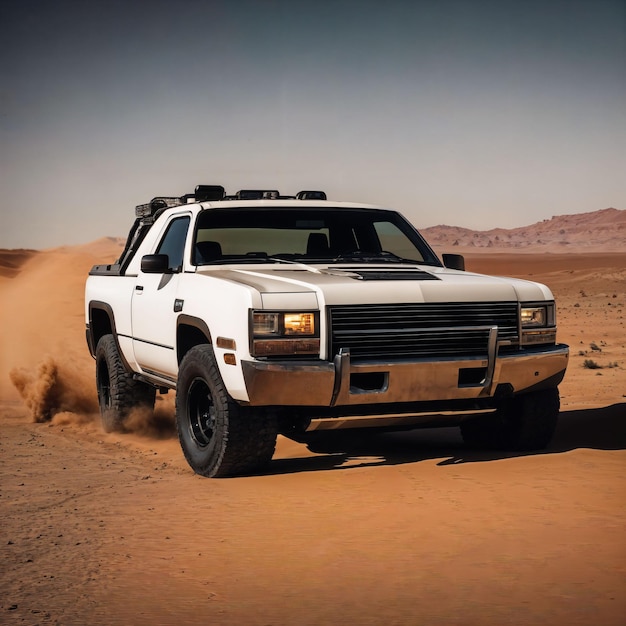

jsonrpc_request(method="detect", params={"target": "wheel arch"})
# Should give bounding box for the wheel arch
[177,315,212,365]
[87,301,116,357]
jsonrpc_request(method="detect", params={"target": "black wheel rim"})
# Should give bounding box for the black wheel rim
[188,378,216,447]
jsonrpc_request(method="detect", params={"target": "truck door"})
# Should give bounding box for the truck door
[131,214,191,382]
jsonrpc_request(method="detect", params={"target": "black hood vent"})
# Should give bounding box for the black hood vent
[349,269,440,281]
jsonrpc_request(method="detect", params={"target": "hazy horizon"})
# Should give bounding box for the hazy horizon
[2,0,625,249]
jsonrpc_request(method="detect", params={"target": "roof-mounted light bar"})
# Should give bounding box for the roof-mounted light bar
[236,189,280,200]
[135,197,184,218]
[195,185,225,202]
[135,186,328,215]
[296,190,327,200]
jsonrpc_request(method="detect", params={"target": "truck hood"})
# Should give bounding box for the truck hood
[197,263,553,307]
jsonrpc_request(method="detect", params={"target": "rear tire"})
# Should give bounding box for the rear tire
[461,388,560,451]
[95,334,156,433]
[175,345,277,477]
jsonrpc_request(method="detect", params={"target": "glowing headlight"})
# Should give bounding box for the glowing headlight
[251,310,319,357]
[284,313,315,335]
[252,312,316,336]
[521,306,547,327]
[520,302,557,346]
[521,303,555,328]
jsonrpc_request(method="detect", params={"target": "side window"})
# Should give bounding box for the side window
[156,216,191,271]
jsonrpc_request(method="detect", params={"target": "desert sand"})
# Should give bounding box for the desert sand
[1,233,625,625]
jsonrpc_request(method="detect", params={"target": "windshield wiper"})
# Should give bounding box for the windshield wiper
[268,256,323,272]
[331,251,420,264]
[199,253,276,265]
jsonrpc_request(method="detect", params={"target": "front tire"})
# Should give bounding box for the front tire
[95,334,156,432]
[175,345,277,477]
[460,388,560,451]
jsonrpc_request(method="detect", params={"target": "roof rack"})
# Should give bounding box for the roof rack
[135,197,184,218]
[135,186,328,216]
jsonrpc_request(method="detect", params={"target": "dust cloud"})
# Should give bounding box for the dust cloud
[1,241,180,439]
[125,397,177,439]
[9,355,176,437]
[9,356,97,423]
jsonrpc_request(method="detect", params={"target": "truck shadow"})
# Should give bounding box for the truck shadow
[266,402,626,475]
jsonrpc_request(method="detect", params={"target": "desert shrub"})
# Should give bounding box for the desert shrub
[583,359,602,370]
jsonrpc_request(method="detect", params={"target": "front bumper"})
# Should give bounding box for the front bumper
[241,342,569,409]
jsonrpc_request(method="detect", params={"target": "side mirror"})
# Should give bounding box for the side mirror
[442,253,465,271]
[141,254,170,274]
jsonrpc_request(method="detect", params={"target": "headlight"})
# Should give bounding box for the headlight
[251,311,319,356]
[253,313,280,335]
[253,312,316,336]
[284,313,316,335]
[521,303,555,328]
[520,302,556,345]
[521,306,547,327]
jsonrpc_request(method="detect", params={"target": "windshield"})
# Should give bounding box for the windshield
[193,207,440,266]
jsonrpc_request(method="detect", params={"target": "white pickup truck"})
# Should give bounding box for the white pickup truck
[85,185,569,477]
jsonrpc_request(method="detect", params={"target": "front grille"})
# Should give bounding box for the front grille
[329,302,519,360]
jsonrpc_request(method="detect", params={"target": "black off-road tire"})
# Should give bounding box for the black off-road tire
[95,334,156,433]
[175,345,277,478]
[460,387,560,451]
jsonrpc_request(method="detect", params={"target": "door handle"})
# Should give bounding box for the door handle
[135,285,144,291]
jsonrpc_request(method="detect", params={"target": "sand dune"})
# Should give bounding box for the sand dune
[0,238,124,405]
[1,228,625,625]
[0,248,38,280]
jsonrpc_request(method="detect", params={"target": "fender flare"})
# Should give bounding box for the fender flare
[87,301,132,372]
[176,314,213,363]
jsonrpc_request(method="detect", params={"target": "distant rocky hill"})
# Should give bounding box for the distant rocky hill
[420,208,626,252]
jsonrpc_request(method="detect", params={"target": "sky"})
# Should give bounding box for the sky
[1,0,625,249]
